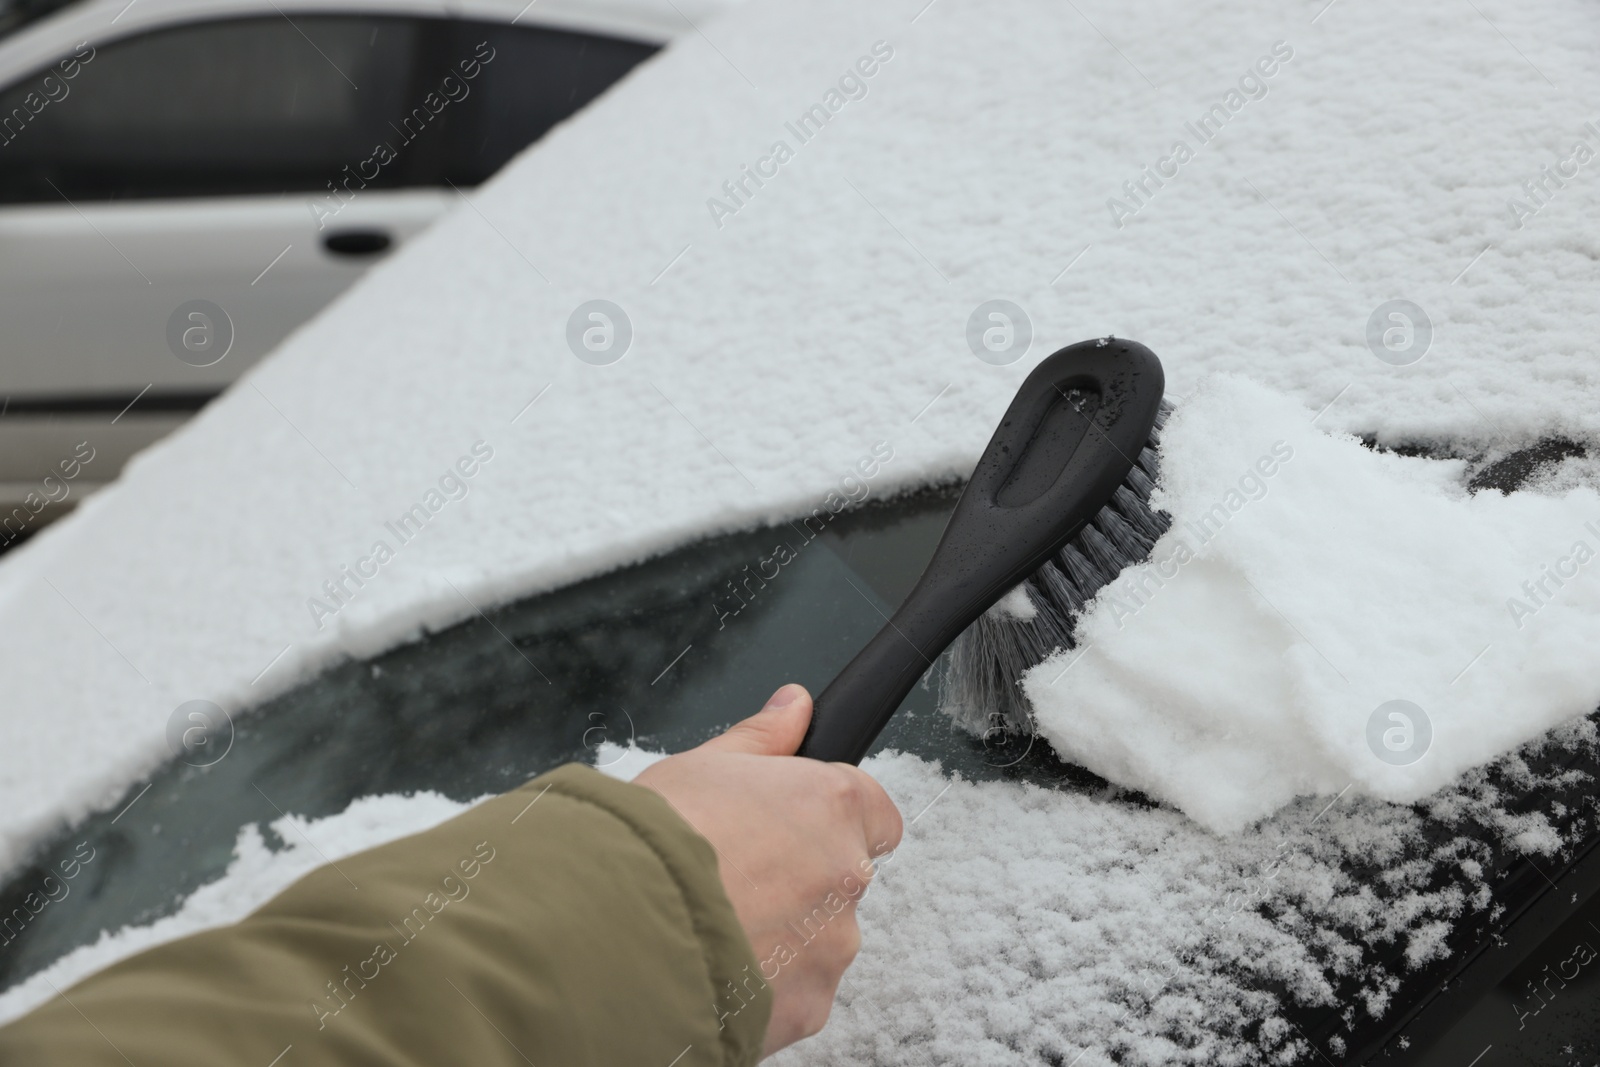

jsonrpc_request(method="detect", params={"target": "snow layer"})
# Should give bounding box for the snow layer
[1,0,1599,891]
[775,740,1600,1067]
[1030,375,1600,832]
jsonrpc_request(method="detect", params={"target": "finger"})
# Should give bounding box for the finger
[839,765,904,860]
[698,684,812,756]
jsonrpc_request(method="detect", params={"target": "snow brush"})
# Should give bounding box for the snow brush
[797,338,1170,764]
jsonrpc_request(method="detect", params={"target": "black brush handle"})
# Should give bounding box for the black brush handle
[798,339,1165,764]
[803,607,951,765]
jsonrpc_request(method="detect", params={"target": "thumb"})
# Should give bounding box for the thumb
[699,684,812,756]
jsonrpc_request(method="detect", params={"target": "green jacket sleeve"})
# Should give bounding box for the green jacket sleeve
[0,764,770,1066]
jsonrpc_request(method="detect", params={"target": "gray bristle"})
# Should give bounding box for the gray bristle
[940,399,1173,738]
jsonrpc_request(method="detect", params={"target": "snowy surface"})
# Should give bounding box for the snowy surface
[1031,375,1600,832]
[2,0,1600,1054]
[778,734,1600,1066]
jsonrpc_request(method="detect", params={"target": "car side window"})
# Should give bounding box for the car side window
[432,21,656,187]
[0,15,423,203]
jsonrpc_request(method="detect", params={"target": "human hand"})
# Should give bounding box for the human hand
[634,684,903,1057]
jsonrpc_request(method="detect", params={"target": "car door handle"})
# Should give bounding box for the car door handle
[322,229,393,257]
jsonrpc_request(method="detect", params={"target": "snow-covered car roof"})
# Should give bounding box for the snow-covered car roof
[2,0,1599,1061]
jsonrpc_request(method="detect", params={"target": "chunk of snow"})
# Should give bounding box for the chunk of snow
[990,585,1039,621]
[1029,376,1600,831]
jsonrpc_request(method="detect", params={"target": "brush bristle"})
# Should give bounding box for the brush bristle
[940,400,1173,738]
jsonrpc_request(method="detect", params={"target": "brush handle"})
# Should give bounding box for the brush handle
[795,338,1165,765]
[801,598,956,765]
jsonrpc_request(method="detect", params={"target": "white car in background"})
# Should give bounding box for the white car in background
[0,0,695,541]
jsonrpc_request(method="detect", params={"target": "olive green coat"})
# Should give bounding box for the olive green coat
[0,765,769,1065]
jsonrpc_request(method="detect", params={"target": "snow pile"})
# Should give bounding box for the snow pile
[0,790,479,1025]
[1029,375,1600,832]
